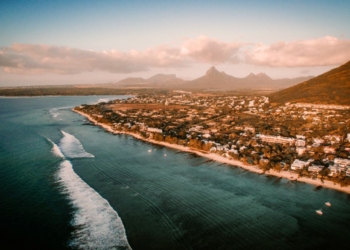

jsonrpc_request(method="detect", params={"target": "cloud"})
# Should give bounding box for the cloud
[0,43,187,75]
[245,36,350,67]
[0,44,189,75]
[181,36,241,64]
[1,36,349,75]
[0,37,243,75]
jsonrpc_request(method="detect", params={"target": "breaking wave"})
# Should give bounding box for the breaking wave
[96,98,110,104]
[47,138,65,158]
[48,136,131,249]
[57,160,131,250]
[59,130,94,159]
[49,106,71,119]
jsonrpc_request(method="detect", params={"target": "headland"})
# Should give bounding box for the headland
[73,107,350,195]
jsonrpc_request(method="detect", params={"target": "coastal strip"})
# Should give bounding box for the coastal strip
[73,108,350,195]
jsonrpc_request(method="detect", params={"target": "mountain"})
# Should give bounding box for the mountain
[183,66,312,91]
[185,66,239,90]
[269,60,350,105]
[116,77,146,85]
[113,74,184,87]
[108,66,312,91]
[147,74,179,84]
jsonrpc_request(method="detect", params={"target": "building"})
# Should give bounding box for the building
[295,139,306,147]
[323,147,336,154]
[291,159,309,170]
[308,165,324,173]
[328,165,341,176]
[334,158,350,169]
[259,135,295,145]
[346,167,350,177]
[296,135,306,140]
[147,127,163,134]
[296,147,306,156]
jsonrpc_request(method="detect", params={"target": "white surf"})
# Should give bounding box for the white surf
[59,130,95,159]
[48,135,131,249]
[57,160,132,250]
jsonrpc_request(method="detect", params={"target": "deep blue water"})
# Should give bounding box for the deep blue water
[0,96,349,250]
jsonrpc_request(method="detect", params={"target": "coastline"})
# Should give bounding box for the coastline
[73,108,350,195]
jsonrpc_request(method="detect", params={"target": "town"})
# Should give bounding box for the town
[74,92,350,186]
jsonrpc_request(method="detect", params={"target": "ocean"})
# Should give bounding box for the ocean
[0,96,349,250]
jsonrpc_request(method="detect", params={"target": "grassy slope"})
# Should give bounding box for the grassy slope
[269,60,350,105]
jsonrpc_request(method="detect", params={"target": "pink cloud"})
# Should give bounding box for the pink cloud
[181,36,241,64]
[1,36,349,76]
[0,36,244,75]
[245,36,350,67]
[0,44,185,75]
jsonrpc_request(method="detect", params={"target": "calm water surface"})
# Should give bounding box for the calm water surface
[0,96,349,250]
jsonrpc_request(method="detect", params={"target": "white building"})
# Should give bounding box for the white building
[328,165,341,176]
[334,158,350,169]
[295,139,306,147]
[346,167,350,177]
[296,147,306,156]
[308,165,324,173]
[259,135,295,145]
[323,147,336,154]
[147,127,163,134]
[202,133,211,139]
[291,159,309,170]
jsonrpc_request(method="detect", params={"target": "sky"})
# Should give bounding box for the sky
[1,0,350,86]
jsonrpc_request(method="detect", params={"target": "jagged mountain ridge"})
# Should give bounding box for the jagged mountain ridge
[269,60,350,105]
[112,66,313,91]
[184,66,313,90]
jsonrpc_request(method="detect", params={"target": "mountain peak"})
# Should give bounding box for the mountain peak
[246,73,256,78]
[206,66,221,76]
[256,72,267,77]
[256,72,272,80]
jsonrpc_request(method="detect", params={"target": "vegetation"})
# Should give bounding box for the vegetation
[74,92,350,187]
[270,60,350,105]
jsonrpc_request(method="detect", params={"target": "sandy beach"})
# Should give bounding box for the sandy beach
[73,108,350,195]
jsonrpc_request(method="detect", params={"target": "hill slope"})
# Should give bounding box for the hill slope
[269,60,350,105]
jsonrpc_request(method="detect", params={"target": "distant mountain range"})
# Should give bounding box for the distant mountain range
[111,67,313,91]
[182,66,313,91]
[114,74,185,87]
[270,60,350,105]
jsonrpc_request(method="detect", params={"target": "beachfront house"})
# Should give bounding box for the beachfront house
[308,165,324,173]
[346,167,350,177]
[328,165,341,176]
[147,127,163,134]
[291,159,309,170]
[334,158,350,169]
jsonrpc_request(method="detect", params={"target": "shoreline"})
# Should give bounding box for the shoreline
[73,108,350,195]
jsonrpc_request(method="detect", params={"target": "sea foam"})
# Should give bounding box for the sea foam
[49,134,131,249]
[92,98,110,105]
[47,138,65,158]
[59,130,94,159]
[57,160,131,250]
[49,106,71,119]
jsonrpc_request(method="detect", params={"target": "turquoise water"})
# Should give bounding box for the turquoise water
[0,96,349,249]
